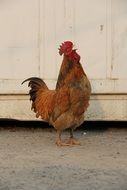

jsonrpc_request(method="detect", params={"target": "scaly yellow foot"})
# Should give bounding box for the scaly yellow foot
[66,138,81,145]
[55,139,70,146]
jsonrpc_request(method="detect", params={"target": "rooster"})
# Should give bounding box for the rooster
[22,41,91,146]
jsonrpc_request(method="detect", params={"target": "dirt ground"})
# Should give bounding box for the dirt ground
[0,125,127,190]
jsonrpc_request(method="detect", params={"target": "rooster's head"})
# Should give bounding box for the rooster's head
[59,41,80,63]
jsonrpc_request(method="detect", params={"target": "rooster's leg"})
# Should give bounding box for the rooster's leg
[56,130,70,146]
[67,128,81,145]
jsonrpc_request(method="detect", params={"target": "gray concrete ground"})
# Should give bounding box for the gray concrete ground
[0,126,127,190]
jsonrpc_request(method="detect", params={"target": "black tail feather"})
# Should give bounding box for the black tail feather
[22,77,48,102]
[22,77,46,86]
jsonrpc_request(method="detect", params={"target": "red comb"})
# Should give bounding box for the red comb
[59,41,73,55]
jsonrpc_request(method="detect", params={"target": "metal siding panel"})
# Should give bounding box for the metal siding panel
[111,0,127,80]
[0,0,127,94]
[0,0,39,80]
[40,0,57,80]
[40,0,75,80]
[75,0,107,79]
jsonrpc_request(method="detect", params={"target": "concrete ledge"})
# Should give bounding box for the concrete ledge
[0,94,127,120]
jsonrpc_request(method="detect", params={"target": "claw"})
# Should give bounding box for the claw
[56,139,70,146]
[66,138,81,145]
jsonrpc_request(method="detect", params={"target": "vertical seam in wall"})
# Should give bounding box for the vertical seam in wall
[38,0,41,77]
[41,0,45,78]
[111,0,114,79]
[73,0,76,41]
[54,0,57,80]
[105,0,108,79]
[106,0,112,80]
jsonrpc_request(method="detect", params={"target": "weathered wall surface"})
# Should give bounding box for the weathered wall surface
[0,0,127,120]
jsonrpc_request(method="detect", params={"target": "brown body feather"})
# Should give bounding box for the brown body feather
[22,43,91,145]
[52,55,91,130]
[22,55,91,128]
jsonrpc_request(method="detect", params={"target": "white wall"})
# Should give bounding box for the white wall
[0,0,127,120]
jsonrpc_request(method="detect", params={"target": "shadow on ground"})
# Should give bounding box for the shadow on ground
[0,119,126,130]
